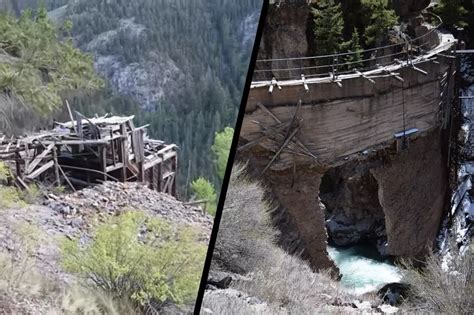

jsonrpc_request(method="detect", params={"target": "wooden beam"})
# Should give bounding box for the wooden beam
[101,145,107,181]
[66,99,78,135]
[25,160,54,179]
[26,143,54,174]
[143,157,163,170]
[53,146,60,186]
[106,162,124,173]
[356,70,376,84]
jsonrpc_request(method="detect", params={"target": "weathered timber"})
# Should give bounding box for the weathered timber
[0,105,178,197]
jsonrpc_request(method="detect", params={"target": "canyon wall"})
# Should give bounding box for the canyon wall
[240,2,455,272]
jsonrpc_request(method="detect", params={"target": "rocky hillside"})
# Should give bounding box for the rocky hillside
[201,165,405,314]
[0,179,212,313]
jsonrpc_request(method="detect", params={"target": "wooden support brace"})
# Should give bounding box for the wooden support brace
[26,160,54,180]
[356,70,376,84]
[390,72,404,82]
[26,143,54,174]
[53,146,60,186]
[301,74,309,92]
[412,65,428,75]
[329,72,342,87]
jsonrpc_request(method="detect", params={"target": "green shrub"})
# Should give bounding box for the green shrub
[212,127,234,181]
[0,162,9,183]
[191,177,217,215]
[0,186,25,209]
[60,211,206,310]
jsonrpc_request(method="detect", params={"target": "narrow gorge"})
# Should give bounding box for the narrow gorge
[238,0,461,293]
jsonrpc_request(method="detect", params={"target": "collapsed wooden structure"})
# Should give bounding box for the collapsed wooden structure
[0,110,178,196]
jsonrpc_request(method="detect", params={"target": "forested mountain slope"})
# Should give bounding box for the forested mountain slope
[4,0,260,195]
[54,0,261,195]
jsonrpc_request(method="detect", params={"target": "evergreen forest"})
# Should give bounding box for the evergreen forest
[1,0,261,197]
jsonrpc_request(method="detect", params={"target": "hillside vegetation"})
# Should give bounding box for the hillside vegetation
[0,7,101,134]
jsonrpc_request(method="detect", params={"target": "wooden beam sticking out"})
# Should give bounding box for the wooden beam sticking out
[390,72,404,82]
[257,103,282,123]
[301,74,309,92]
[66,99,78,135]
[261,126,300,175]
[411,65,428,75]
[355,70,376,84]
[329,72,342,87]
[269,77,282,94]
[437,53,456,59]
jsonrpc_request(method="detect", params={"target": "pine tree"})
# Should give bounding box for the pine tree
[344,28,363,70]
[212,127,234,182]
[362,0,398,46]
[434,0,468,30]
[312,0,346,55]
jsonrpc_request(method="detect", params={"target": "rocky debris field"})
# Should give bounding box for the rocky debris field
[0,181,213,294]
[44,181,213,241]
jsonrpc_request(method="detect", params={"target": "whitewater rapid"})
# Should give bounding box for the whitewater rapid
[328,245,402,295]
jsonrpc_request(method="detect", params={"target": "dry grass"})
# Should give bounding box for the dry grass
[400,244,473,314]
[212,163,279,274]
[204,164,359,313]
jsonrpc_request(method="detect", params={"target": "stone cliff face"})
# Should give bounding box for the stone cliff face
[241,2,454,273]
[371,131,448,258]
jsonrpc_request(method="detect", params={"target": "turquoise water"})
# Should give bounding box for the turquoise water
[327,244,402,295]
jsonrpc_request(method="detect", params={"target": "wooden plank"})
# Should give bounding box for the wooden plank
[144,157,163,170]
[106,162,124,173]
[42,139,109,145]
[26,143,54,174]
[162,171,175,179]
[25,160,54,179]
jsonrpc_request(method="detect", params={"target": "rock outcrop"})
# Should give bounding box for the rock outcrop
[372,131,448,258]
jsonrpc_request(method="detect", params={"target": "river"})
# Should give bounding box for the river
[327,244,402,295]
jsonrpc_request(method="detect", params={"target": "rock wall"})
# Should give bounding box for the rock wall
[239,146,337,273]
[240,0,454,272]
[371,130,448,258]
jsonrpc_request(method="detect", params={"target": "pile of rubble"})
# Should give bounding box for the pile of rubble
[44,181,213,241]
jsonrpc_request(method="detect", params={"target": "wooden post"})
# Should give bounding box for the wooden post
[171,153,177,197]
[111,130,116,167]
[53,146,60,186]
[15,151,21,178]
[120,123,128,182]
[101,144,107,181]
[157,161,163,192]
[137,129,145,182]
